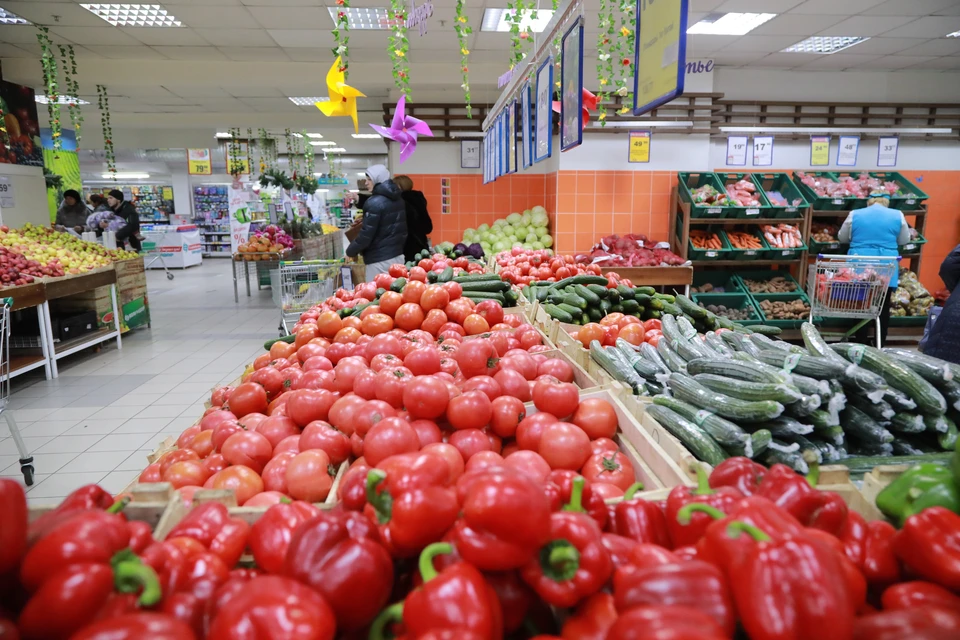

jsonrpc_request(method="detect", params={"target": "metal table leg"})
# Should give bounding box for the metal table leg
[245,262,252,297]
[233,261,240,303]
[41,302,59,378]
[36,303,52,380]
[110,284,123,350]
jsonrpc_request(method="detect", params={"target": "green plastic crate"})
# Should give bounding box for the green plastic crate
[693,292,762,325]
[677,172,730,219]
[752,292,816,328]
[792,171,853,211]
[830,172,873,210]
[889,315,929,327]
[808,222,843,253]
[724,228,770,261]
[900,232,927,255]
[715,172,774,219]
[868,171,928,211]
[751,172,810,219]
[688,228,731,261]
[691,271,743,295]
[764,238,807,261]
[736,270,802,298]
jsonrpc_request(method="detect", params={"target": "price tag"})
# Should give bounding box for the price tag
[726,136,748,166]
[903,243,916,251]
[832,199,844,205]
[878,136,899,167]
[705,251,717,258]
[906,199,916,205]
[837,136,859,166]
[0,176,14,209]
[810,136,831,166]
[752,136,773,166]
[782,250,793,256]
[745,250,757,256]
[628,131,651,163]
[707,207,721,215]
[785,207,797,214]
[188,148,212,175]
[745,208,759,216]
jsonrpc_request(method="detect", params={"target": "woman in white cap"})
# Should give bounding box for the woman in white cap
[346,164,407,281]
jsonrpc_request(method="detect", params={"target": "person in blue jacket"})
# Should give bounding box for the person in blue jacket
[837,193,910,347]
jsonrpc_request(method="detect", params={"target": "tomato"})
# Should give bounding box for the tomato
[421,309,447,336]
[280,367,303,392]
[465,451,505,473]
[316,311,344,339]
[185,429,215,459]
[221,431,274,474]
[572,398,618,440]
[363,334,403,361]
[228,383,268,418]
[202,453,229,477]
[273,436,301,456]
[253,353,273,371]
[376,367,414,408]
[516,412,558,451]
[388,264,407,278]
[617,323,645,347]
[163,460,209,489]
[538,422,591,471]
[403,375,450,419]
[486,332,511,357]
[294,325,319,350]
[401,280,427,305]
[394,303,425,331]
[532,379,579,419]
[517,328,542,351]
[644,330,663,346]
[260,452,297,494]
[590,438,620,456]
[490,395,526,438]
[139,463,162,483]
[577,323,605,349]
[374,273,394,290]
[199,409,236,433]
[353,400,397,438]
[254,415,299,448]
[212,465,264,505]
[446,390,492,431]
[448,428,494,462]
[439,358,459,377]
[456,339,499,379]
[500,353,538,380]
[461,375,501,401]
[600,313,624,328]
[363,417,420,467]
[296,343,327,365]
[474,300,505,327]
[211,420,243,453]
[378,291,402,317]
[421,443,465,484]
[462,313,489,336]
[642,319,662,332]
[286,450,334,502]
[441,281,462,300]
[408,419,442,447]
[361,313,394,336]
[592,483,625,500]
[486,367,526,405]
[328,394,366,435]
[581,451,636,491]
[404,347,442,376]
[420,285,451,311]
[502,450,552,483]
[269,340,296,360]
[444,298,475,325]
[303,355,335,374]
[408,266,428,283]
[248,368,284,400]
[537,358,574,384]
[439,322,466,337]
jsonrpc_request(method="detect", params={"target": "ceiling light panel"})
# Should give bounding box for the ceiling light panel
[80,4,182,27]
[36,95,90,105]
[310,141,337,146]
[322,148,346,153]
[327,7,391,30]
[481,9,555,33]
[305,133,324,139]
[288,97,328,106]
[783,36,869,54]
[687,13,776,36]
[0,8,29,25]
[948,30,960,38]
[352,133,382,139]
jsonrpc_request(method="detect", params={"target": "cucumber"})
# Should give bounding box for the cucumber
[685,358,791,386]
[586,284,609,299]
[675,294,707,320]
[657,339,688,374]
[753,350,849,381]
[756,417,814,437]
[883,387,918,412]
[459,280,511,293]
[703,332,734,358]
[536,287,550,302]
[809,438,843,463]
[503,289,519,306]
[745,324,783,337]
[748,333,807,355]
[462,291,505,302]
[847,393,896,421]
[849,440,894,458]
[924,413,950,434]
[611,304,624,314]
[561,292,588,310]
[661,302,683,317]
[548,275,609,290]
[781,433,823,464]
[556,303,583,318]
[437,266,454,283]
[842,405,894,443]
[763,444,810,474]
[939,381,960,412]
[694,373,803,404]
[645,404,729,466]
[837,453,953,476]
[640,342,671,376]
[454,273,502,283]
[427,270,439,283]
[889,412,925,434]
[606,345,650,395]
[660,314,685,345]
[590,340,645,394]
[635,286,656,296]
[621,299,641,315]
[543,304,575,324]
[634,293,653,307]
[893,440,934,456]
[807,410,845,445]
[654,293,676,303]
[833,343,946,416]
[599,299,612,315]
[390,277,406,292]
[667,373,785,422]
[651,395,751,450]
[587,307,603,322]
[616,285,635,300]
[575,284,601,306]
[616,339,661,381]
[938,418,958,450]
[263,334,295,350]
[883,348,955,385]
[801,322,849,363]
[724,429,772,459]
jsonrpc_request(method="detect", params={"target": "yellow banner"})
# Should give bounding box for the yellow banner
[810,136,831,166]
[635,0,685,113]
[628,130,651,163]
[187,148,212,175]
[162,187,173,200]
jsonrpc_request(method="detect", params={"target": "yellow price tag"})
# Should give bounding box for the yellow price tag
[187,148,213,175]
[810,136,830,166]
[628,131,650,163]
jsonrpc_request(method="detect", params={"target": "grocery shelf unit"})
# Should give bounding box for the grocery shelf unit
[193,186,232,258]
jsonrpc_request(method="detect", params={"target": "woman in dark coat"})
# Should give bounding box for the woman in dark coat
[345,165,407,281]
[922,245,960,364]
[394,175,433,261]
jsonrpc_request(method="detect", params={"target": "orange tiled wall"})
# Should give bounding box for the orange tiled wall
[898,171,960,294]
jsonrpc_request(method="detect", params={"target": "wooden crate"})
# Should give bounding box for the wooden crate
[819,465,885,522]
[29,482,177,531]
[859,464,909,520]
[534,348,601,391]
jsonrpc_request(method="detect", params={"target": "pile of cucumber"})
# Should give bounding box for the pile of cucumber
[338,272,520,318]
[610,319,960,474]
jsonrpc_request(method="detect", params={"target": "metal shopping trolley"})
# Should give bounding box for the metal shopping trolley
[0,298,33,485]
[808,254,900,348]
[277,259,344,335]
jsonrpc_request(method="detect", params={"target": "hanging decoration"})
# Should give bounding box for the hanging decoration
[506,0,524,69]
[315,57,366,133]
[96,85,116,177]
[227,127,245,176]
[552,89,598,130]
[371,95,434,164]
[595,0,615,126]
[302,129,315,178]
[58,44,83,145]
[388,0,410,97]
[284,128,294,176]
[246,127,253,174]
[37,27,62,154]
[454,0,472,118]
[258,128,276,173]
[614,0,634,114]
[331,0,350,78]
[0,98,8,149]
[289,129,302,177]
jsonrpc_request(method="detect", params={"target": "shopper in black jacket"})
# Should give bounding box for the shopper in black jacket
[107,189,142,252]
[346,165,407,281]
[922,245,960,364]
[394,175,433,261]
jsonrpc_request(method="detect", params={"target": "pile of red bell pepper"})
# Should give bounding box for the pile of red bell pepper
[5,453,960,639]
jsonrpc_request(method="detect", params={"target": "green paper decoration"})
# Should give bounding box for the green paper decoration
[37,27,62,154]
[389,0,410,97]
[246,127,253,174]
[58,44,83,145]
[228,127,245,176]
[96,85,115,177]
[332,0,350,79]
[615,0,634,114]
[302,129,315,178]
[454,0,473,118]
[596,0,615,126]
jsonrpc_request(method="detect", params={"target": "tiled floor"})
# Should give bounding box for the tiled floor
[0,258,279,502]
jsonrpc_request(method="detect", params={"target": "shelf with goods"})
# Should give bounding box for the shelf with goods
[84,185,174,224]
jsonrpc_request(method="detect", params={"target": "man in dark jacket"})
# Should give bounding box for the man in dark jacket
[107,189,142,252]
[55,189,90,233]
[922,246,960,364]
[346,165,407,281]
[394,175,433,261]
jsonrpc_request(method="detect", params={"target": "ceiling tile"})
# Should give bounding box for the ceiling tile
[933,3,960,15]
[751,14,842,36]
[0,2,107,27]
[150,46,229,60]
[219,47,292,61]
[746,52,818,67]
[241,0,319,5]
[167,5,259,28]
[194,28,277,46]
[283,48,333,62]
[409,31,459,50]
[719,34,806,52]
[0,25,51,44]
[226,86,286,98]
[880,16,960,37]
[897,38,960,56]
[716,0,805,11]
[870,0,960,16]
[689,0,725,10]
[711,52,770,66]
[853,55,938,69]
[834,37,924,55]
[160,0,243,4]
[49,27,144,46]
[237,97,302,111]
[82,46,171,60]
[919,56,960,69]
[0,44,33,58]
[267,29,335,48]
[818,16,919,36]
[162,86,233,98]
[120,28,210,46]
[788,0,887,15]
[795,53,877,69]
[247,7,328,29]
[687,34,742,54]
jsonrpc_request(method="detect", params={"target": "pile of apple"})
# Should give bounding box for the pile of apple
[0,244,63,287]
[1,224,130,274]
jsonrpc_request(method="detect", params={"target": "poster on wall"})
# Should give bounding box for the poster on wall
[187,148,212,175]
[226,142,250,175]
[633,0,688,116]
[534,57,553,163]
[628,130,650,163]
[726,136,748,166]
[0,81,43,168]
[493,115,501,179]
[228,185,252,253]
[752,136,773,166]
[810,136,831,166]
[507,100,518,174]
[878,136,899,167]
[560,20,584,151]
[522,82,533,169]
[837,136,859,166]
[41,127,80,222]
[461,140,480,169]
[501,110,510,175]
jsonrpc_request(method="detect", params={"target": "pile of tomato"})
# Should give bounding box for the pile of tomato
[494,248,636,289]
[575,315,663,349]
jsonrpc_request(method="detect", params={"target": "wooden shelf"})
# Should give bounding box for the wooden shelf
[54,326,119,358]
[812,208,927,218]
[688,217,804,225]
[691,259,803,267]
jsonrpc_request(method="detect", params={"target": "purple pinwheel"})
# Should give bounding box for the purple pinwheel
[370,95,433,164]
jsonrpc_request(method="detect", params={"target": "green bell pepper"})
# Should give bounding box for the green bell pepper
[876,463,960,526]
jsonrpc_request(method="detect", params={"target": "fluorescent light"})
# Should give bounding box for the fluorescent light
[327,6,391,30]
[687,13,776,36]
[305,133,324,139]
[948,30,960,38]
[450,131,484,138]
[80,4,182,27]
[104,172,150,179]
[594,120,694,128]
[352,133,382,139]
[215,132,232,139]
[783,36,868,54]
[0,8,30,24]
[356,172,367,176]
[289,97,329,106]
[310,141,337,146]
[481,8,555,33]
[316,189,329,193]
[36,95,90,105]
[322,148,346,153]
[719,126,953,134]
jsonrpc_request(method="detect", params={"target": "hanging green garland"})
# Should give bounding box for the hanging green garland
[302,129,315,178]
[58,44,83,144]
[332,0,350,78]
[96,85,115,177]
[37,27,62,154]
[454,0,472,118]
[245,127,253,174]
[595,0,615,126]
[388,0,410,97]
[506,0,524,69]
[614,0,634,114]
[227,127,245,176]
[284,128,294,176]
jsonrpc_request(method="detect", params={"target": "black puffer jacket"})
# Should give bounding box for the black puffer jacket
[922,246,960,364]
[113,200,140,229]
[402,190,433,261]
[346,179,407,263]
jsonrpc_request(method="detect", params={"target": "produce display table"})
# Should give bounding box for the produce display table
[600,266,693,293]
[141,225,203,269]
[4,282,53,381]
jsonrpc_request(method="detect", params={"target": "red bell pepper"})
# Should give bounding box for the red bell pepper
[881,581,960,613]
[249,499,320,574]
[452,468,552,571]
[726,520,856,640]
[708,457,766,496]
[165,502,250,567]
[613,483,670,548]
[862,520,900,588]
[560,592,617,640]
[612,560,735,637]
[893,506,960,590]
[70,612,196,640]
[485,571,537,635]
[601,534,642,569]
[284,510,394,631]
[364,453,459,558]
[605,605,728,640]
[0,479,26,575]
[665,466,742,548]
[126,521,154,555]
[837,510,866,568]
[755,463,848,534]
[337,462,371,512]
[545,473,607,530]
[140,541,187,598]
[852,606,960,640]
[520,512,613,608]
[204,569,262,629]
[160,551,231,635]
[801,528,867,614]
[207,575,336,640]
[27,484,116,544]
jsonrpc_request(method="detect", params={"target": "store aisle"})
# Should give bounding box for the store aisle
[0,259,279,502]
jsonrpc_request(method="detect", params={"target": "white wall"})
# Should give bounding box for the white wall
[714,69,960,103]
[391,140,554,175]
[561,134,711,171]
[0,164,53,228]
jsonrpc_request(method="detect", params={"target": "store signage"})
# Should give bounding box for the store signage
[187,148,212,175]
[810,136,831,167]
[752,136,773,166]
[0,176,15,209]
[498,70,513,89]
[522,82,533,169]
[628,130,651,163]
[684,59,714,75]
[726,136,748,166]
[460,139,480,169]
[560,21,584,151]
[837,136,859,167]
[228,185,252,253]
[507,101,518,174]
[405,0,434,36]
[633,0,688,116]
[878,136,899,167]
[534,57,553,163]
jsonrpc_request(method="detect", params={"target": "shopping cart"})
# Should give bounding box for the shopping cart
[138,233,175,281]
[277,259,344,335]
[0,298,33,485]
[808,254,900,348]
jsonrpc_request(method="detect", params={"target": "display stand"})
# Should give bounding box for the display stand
[4,283,53,382]
[141,225,203,269]
[600,266,693,294]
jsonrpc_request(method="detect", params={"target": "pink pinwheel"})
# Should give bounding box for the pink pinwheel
[370,95,433,164]
[553,89,599,130]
